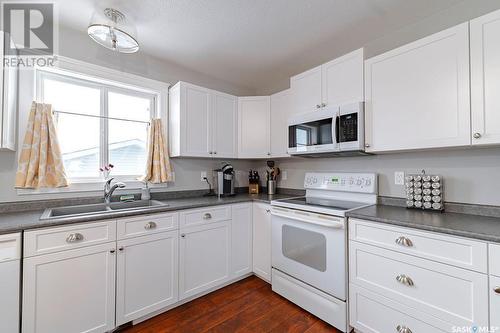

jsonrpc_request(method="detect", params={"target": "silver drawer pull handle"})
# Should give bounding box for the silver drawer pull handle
[395,236,413,247]
[66,233,84,243]
[396,274,414,287]
[396,325,413,333]
[144,222,157,230]
[494,287,500,294]
[203,213,212,219]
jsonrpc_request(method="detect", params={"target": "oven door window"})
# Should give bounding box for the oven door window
[339,113,358,143]
[288,118,333,148]
[282,225,327,272]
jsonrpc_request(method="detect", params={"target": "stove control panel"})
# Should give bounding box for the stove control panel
[304,172,377,194]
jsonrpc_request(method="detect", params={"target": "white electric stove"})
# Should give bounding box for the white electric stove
[270,172,378,332]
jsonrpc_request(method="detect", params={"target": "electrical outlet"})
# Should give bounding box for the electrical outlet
[395,171,405,185]
[282,170,288,181]
[201,171,207,182]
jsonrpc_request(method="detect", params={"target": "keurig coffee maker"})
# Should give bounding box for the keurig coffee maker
[214,163,235,197]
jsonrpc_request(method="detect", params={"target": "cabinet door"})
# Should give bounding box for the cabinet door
[322,48,363,108]
[179,221,231,300]
[270,89,291,158]
[0,260,19,333]
[471,9,500,145]
[181,83,211,157]
[22,243,116,333]
[238,96,271,158]
[252,203,271,282]
[365,23,471,152]
[290,65,322,114]
[491,276,500,330]
[116,231,178,326]
[212,91,237,158]
[231,203,252,277]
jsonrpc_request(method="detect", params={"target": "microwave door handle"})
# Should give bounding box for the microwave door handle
[334,114,340,145]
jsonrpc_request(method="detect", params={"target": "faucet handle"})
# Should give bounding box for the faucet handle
[105,177,115,186]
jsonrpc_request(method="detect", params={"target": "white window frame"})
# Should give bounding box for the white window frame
[37,70,156,182]
[18,56,171,195]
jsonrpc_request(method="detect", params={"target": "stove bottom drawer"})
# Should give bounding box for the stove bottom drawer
[271,269,347,332]
[350,284,451,333]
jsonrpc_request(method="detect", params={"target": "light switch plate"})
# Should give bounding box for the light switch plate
[395,171,405,185]
[282,170,288,181]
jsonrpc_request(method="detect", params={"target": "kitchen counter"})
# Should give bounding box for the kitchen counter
[347,204,500,243]
[0,193,298,235]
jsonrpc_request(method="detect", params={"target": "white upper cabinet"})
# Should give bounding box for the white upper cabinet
[290,49,364,115]
[169,81,237,158]
[322,48,364,107]
[290,65,323,114]
[270,89,291,158]
[238,96,271,158]
[471,9,500,146]
[212,91,237,158]
[0,32,18,151]
[364,23,471,153]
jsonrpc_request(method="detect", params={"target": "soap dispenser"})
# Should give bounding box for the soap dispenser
[141,181,151,201]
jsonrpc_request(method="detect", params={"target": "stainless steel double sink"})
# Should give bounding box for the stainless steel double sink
[40,200,167,220]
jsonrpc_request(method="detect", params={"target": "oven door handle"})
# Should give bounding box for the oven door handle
[271,208,344,229]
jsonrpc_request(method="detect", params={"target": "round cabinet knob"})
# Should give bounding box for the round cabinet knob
[203,213,212,220]
[118,247,124,252]
[321,103,326,107]
[494,287,500,294]
[110,249,116,254]
[316,104,321,109]
[365,144,370,148]
[144,221,157,230]
[267,152,271,156]
[473,132,482,139]
[213,151,217,155]
[209,151,213,155]
[181,234,186,238]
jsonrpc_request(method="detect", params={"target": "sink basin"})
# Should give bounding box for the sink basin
[40,200,167,220]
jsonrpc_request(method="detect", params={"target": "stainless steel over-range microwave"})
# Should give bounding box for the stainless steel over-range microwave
[287,102,366,157]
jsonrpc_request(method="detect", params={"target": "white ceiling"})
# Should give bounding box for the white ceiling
[54,0,463,93]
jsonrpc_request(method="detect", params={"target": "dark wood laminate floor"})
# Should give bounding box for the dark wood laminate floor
[121,276,341,333]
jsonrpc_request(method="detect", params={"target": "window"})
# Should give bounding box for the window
[37,70,156,181]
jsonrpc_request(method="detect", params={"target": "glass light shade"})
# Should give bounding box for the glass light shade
[87,8,139,53]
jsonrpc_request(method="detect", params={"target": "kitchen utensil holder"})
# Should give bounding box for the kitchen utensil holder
[267,180,276,195]
[405,170,444,211]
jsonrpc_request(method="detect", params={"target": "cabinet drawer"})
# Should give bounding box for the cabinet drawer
[180,206,231,229]
[117,212,179,240]
[349,241,488,327]
[0,233,21,262]
[490,275,500,330]
[350,284,450,333]
[24,220,116,257]
[489,244,500,277]
[349,218,487,273]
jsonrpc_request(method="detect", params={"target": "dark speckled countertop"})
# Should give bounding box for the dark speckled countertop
[0,193,298,235]
[346,204,500,243]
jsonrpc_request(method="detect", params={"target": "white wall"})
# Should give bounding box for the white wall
[264,147,500,206]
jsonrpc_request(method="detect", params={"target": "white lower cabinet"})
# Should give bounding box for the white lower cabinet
[349,219,489,333]
[115,231,179,326]
[22,243,116,333]
[231,203,253,277]
[0,233,21,333]
[179,220,231,300]
[252,202,271,282]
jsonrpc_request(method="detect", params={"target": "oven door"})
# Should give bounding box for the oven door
[338,102,364,151]
[287,107,339,155]
[271,206,346,300]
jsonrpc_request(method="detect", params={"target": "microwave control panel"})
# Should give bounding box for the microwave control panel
[304,172,377,194]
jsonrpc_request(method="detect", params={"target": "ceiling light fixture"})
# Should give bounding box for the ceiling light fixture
[87,8,139,53]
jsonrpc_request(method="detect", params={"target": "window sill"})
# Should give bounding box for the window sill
[17,180,168,196]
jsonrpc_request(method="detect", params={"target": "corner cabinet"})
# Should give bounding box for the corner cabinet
[471,9,500,146]
[231,203,253,277]
[238,96,271,158]
[364,23,471,152]
[169,81,237,158]
[290,48,363,115]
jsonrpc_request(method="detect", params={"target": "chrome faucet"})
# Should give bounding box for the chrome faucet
[104,178,126,204]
